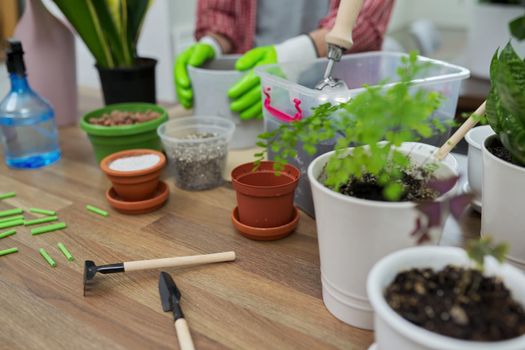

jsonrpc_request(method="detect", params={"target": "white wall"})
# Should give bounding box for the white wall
[388,0,474,32]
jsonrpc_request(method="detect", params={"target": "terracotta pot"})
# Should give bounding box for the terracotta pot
[100,149,166,201]
[231,161,300,228]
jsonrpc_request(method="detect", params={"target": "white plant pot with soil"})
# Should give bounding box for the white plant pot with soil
[307,142,458,330]
[482,135,525,270]
[367,246,525,350]
[188,56,264,150]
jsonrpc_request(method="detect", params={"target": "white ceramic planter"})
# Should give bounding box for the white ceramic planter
[465,125,495,208]
[466,3,525,79]
[308,142,458,329]
[188,56,264,149]
[367,246,525,350]
[482,135,525,270]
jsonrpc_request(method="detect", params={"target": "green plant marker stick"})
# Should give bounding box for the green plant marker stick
[0,229,16,239]
[86,205,108,217]
[0,247,18,257]
[31,222,67,236]
[0,192,16,200]
[24,216,58,226]
[29,208,56,216]
[0,208,23,218]
[0,219,24,229]
[57,243,74,261]
[39,248,56,267]
[0,215,24,224]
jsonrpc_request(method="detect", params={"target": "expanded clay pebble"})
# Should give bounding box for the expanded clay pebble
[88,110,160,126]
[109,154,161,172]
[0,192,16,200]
[165,132,228,190]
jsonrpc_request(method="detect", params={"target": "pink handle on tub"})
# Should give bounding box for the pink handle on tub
[263,87,303,123]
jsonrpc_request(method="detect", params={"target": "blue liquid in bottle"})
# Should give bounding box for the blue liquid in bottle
[0,40,61,169]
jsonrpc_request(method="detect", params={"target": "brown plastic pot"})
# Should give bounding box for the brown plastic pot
[100,149,166,201]
[231,161,300,228]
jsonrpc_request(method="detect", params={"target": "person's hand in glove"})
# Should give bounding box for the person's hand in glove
[174,39,220,109]
[228,35,318,120]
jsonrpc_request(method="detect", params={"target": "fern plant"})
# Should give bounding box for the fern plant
[256,52,448,201]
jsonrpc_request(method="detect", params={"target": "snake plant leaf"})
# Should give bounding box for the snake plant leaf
[53,0,113,67]
[91,0,133,66]
[126,0,152,56]
[510,15,525,41]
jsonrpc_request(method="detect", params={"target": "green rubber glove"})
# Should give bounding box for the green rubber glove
[228,46,277,120]
[174,43,215,109]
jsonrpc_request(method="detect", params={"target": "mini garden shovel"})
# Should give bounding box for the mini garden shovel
[83,251,236,296]
[315,0,364,91]
[159,271,195,350]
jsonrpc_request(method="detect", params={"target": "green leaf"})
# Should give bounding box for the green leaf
[126,0,151,57]
[509,15,525,41]
[53,0,114,67]
[495,43,525,122]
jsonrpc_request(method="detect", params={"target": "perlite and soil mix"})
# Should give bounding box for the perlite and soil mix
[163,132,228,190]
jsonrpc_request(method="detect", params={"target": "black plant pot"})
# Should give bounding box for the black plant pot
[96,57,157,105]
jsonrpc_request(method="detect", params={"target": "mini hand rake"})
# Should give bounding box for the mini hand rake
[83,251,236,296]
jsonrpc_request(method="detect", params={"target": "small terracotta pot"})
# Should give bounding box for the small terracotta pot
[100,149,166,201]
[231,161,300,228]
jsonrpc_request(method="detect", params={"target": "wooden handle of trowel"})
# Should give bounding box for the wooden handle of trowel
[326,0,364,50]
[434,101,486,161]
[175,318,195,350]
[123,251,236,272]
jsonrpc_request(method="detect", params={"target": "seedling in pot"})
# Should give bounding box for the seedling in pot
[256,51,453,202]
[385,178,525,342]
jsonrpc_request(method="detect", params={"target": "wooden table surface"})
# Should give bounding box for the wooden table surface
[0,98,481,350]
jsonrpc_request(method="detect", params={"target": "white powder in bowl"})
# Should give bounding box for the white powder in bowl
[109,154,161,172]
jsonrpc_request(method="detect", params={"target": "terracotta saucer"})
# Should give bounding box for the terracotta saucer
[106,180,169,215]
[231,206,299,241]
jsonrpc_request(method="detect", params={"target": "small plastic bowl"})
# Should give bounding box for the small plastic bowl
[157,116,235,190]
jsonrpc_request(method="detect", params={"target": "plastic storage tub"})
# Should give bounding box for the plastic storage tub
[158,116,235,190]
[189,56,264,149]
[255,51,469,217]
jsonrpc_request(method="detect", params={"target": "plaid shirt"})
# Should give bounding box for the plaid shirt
[195,0,395,54]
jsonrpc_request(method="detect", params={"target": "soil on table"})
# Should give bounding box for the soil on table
[385,265,525,341]
[89,110,160,126]
[337,170,438,202]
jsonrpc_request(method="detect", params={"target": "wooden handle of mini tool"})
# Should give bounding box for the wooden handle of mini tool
[175,318,195,350]
[123,251,236,272]
[326,0,364,49]
[434,101,486,161]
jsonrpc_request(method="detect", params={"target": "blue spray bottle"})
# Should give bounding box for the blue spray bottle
[0,40,61,169]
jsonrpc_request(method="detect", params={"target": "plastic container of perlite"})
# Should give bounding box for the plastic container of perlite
[157,117,235,190]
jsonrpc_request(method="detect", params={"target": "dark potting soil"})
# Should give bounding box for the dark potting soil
[338,171,438,202]
[487,139,517,165]
[89,110,160,126]
[385,265,525,341]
